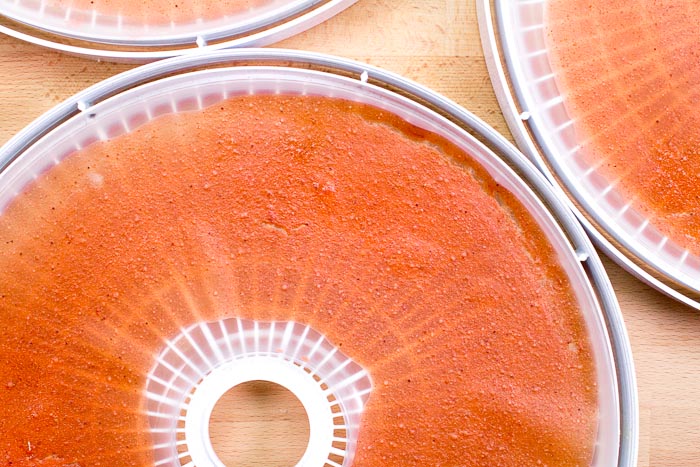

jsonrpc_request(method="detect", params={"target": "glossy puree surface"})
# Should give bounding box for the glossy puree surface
[0,95,597,466]
[546,0,700,255]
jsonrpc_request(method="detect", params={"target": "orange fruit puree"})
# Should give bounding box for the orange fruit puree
[0,95,597,466]
[546,0,700,255]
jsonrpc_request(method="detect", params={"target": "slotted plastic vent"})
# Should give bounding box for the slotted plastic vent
[145,318,372,467]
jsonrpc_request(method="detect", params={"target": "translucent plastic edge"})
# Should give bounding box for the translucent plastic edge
[0,0,319,45]
[477,4,639,466]
[0,0,357,62]
[0,48,635,465]
[485,0,700,306]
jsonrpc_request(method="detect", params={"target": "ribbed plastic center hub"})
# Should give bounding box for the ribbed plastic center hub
[145,318,372,467]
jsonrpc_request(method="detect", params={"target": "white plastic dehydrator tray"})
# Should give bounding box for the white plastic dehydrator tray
[0,49,638,466]
[0,0,356,61]
[477,0,700,310]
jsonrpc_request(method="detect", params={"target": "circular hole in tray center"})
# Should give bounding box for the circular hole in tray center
[209,380,310,467]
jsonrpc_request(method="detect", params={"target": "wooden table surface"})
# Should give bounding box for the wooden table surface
[0,1,698,466]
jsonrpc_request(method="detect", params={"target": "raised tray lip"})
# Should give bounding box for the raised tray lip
[0,0,322,45]
[476,0,700,314]
[0,48,638,466]
[0,0,357,62]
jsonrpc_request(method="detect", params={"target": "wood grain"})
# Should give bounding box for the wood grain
[0,1,698,466]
